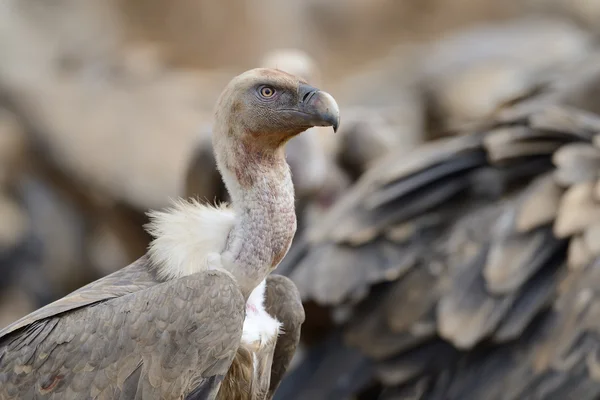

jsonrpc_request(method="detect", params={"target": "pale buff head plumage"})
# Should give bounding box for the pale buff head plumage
[212,68,338,161]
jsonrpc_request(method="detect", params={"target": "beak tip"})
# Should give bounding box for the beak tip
[318,91,340,133]
[298,86,340,133]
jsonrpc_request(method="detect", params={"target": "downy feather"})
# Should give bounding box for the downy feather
[146,199,235,280]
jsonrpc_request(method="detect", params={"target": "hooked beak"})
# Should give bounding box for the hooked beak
[296,83,340,132]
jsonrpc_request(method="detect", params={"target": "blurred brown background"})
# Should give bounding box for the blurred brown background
[0,0,598,329]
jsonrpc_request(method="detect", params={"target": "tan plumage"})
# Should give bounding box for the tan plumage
[0,68,338,399]
[277,58,600,399]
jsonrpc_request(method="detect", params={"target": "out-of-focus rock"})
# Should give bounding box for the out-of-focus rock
[421,17,592,129]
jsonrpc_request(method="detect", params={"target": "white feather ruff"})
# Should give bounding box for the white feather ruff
[242,280,282,344]
[146,199,235,280]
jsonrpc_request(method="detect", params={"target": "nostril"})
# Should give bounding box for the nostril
[302,90,317,104]
[302,91,311,103]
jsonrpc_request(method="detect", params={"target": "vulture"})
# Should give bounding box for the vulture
[276,60,600,399]
[0,68,340,399]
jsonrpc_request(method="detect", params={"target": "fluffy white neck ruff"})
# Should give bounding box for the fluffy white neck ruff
[146,199,235,280]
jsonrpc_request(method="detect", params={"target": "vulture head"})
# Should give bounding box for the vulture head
[184,64,337,203]
[213,68,339,154]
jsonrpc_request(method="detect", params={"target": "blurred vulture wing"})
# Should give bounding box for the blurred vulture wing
[264,275,305,399]
[381,258,600,400]
[288,132,487,305]
[281,61,600,398]
[0,256,245,399]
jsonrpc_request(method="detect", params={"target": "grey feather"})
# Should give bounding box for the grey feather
[0,257,244,400]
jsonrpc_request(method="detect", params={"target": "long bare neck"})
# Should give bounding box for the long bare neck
[214,131,297,297]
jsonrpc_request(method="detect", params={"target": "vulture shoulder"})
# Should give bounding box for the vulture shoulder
[280,99,600,399]
[0,256,245,399]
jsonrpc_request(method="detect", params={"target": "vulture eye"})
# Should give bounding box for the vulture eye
[258,85,276,99]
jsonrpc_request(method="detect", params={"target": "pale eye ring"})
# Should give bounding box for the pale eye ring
[259,85,276,98]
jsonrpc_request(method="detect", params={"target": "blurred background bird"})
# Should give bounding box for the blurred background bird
[276,56,600,399]
[4,0,600,398]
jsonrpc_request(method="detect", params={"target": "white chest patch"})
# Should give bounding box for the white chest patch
[242,280,282,345]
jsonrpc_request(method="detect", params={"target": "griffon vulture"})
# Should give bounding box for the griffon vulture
[0,68,340,399]
[276,59,600,399]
